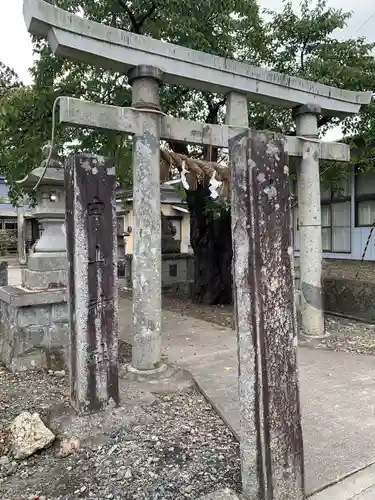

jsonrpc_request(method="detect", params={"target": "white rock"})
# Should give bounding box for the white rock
[0,456,9,467]
[58,437,80,458]
[124,468,132,479]
[8,412,55,460]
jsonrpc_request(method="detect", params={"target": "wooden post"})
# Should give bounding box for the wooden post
[229,129,305,499]
[65,154,119,412]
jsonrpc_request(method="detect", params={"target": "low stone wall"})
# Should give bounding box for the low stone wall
[295,258,375,322]
[124,253,194,290]
[323,277,375,323]
[0,287,69,372]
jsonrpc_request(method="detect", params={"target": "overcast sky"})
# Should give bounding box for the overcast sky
[0,0,374,140]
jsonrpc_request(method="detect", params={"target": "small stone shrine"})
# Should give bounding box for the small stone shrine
[0,145,69,372]
[161,211,178,254]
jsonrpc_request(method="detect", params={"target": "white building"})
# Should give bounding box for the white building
[292,169,375,261]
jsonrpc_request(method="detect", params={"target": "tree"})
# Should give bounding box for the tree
[1,0,375,304]
[1,0,266,304]
[0,62,21,91]
[263,0,375,135]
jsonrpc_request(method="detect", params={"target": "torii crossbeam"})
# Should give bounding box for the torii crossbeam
[24,0,371,115]
[59,96,350,162]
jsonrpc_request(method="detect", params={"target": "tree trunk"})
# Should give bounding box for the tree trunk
[186,177,232,306]
[171,98,232,305]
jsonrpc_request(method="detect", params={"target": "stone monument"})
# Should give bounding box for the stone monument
[0,144,69,372]
[65,153,119,411]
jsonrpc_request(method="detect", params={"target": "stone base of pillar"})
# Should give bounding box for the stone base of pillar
[296,292,331,340]
[0,286,69,372]
[22,252,68,290]
[121,362,195,393]
[300,330,331,341]
[125,362,168,380]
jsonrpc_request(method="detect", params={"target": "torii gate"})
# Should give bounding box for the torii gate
[23,1,371,499]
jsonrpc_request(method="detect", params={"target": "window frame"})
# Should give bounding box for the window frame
[355,169,375,227]
[320,202,332,252]
[0,218,17,231]
[4,220,17,231]
[292,178,351,254]
[320,180,351,254]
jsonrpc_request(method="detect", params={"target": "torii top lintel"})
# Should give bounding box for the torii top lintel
[24,0,371,116]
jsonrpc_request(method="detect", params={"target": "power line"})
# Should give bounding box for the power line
[354,11,375,35]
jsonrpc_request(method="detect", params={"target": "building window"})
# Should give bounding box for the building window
[321,177,351,253]
[169,264,177,277]
[321,202,351,252]
[168,218,181,242]
[355,171,375,227]
[290,180,299,250]
[0,218,17,232]
[292,176,351,253]
[4,220,17,231]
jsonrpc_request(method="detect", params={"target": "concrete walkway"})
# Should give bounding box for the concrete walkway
[311,463,375,500]
[119,297,375,498]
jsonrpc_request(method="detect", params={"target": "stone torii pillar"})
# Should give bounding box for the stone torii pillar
[127,65,164,373]
[294,104,324,338]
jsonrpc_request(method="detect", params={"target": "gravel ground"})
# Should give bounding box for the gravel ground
[0,356,240,500]
[317,316,375,354]
[2,287,373,499]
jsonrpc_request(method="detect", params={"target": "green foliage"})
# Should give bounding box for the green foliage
[204,197,231,220]
[0,62,21,92]
[0,0,375,204]
[0,86,61,202]
[0,230,17,256]
[2,0,265,203]
[261,0,375,137]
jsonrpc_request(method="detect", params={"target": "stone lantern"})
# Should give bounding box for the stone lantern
[17,144,67,290]
[0,144,69,372]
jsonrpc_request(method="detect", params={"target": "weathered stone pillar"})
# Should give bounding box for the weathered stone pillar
[294,104,324,337]
[0,262,8,286]
[229,128,305,500]
[226,91,255,496]
[17,204,27,266]
[65,153,119,412]
[128,65,164,372]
